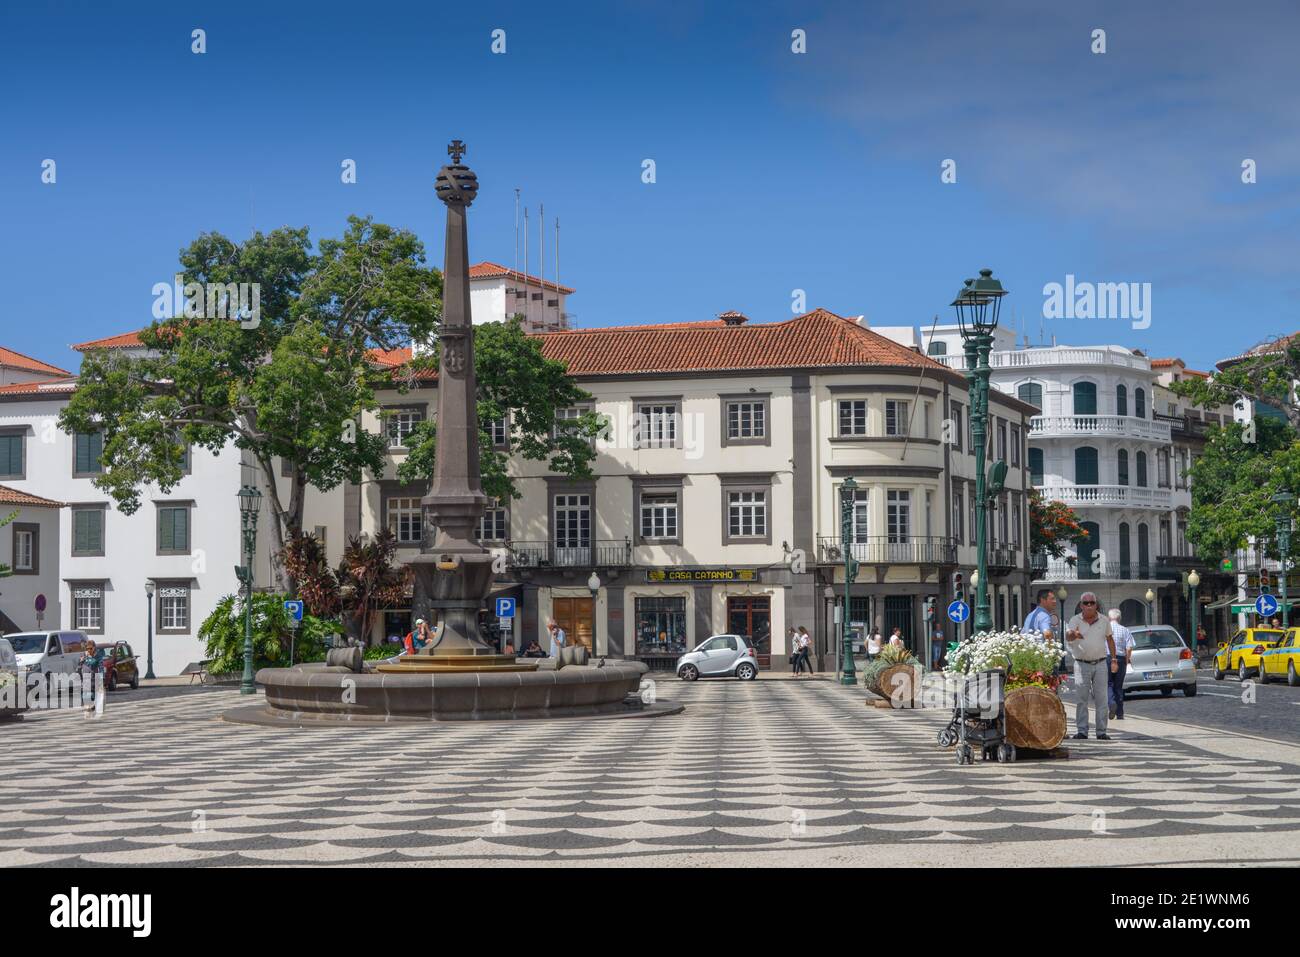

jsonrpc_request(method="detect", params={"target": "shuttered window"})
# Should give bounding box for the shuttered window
[158,506,190,553]
[72,509,104,555]
[74,432,103,474]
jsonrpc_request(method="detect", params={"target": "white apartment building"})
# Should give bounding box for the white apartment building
[0,372,247,677]
[912,324,1237,631]
[468,262,573,333]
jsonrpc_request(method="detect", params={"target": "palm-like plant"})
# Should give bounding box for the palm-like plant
[337,529,411,644]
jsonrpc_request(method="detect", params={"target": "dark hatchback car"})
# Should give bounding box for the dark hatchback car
[99,641,140,691]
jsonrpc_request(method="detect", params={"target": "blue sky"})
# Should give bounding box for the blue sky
[2,0,1298,373]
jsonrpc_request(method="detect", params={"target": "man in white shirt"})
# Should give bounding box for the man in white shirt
[1064,592,1118,740]
[1107,608,1136,721]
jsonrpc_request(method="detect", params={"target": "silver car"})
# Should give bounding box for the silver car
[1122,625,1197,697]
[676,634,758,681]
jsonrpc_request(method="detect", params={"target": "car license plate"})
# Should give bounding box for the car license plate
[1144,671,1174,680]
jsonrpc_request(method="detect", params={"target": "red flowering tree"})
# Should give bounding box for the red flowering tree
[1029,488,1089,563]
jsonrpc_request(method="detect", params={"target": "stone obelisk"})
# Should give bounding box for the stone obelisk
[378,141,535,673]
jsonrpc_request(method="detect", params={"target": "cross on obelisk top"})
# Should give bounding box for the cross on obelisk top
[448,140,466,164]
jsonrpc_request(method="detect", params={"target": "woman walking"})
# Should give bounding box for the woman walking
[79,639,103,718]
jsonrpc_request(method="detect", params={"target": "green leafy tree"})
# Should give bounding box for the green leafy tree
[1171,334,1300,431]
[58,217,441,588]
[1183,417,1300,560]
[1029,488,1089,562]
[395,319,603,501]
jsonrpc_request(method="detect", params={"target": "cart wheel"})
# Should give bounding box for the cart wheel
[937,727,957,748]
[957,745,973,765]
[997,743,1017,763]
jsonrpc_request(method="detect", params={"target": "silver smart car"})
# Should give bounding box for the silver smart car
[676,634,758,681]
[1122,625,1197,697]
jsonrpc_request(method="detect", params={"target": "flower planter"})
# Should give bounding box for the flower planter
[1003,685,1067,751]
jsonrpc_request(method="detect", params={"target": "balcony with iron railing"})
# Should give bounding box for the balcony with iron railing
[1030,415,1171,443]
[1037,485,1172,509]
[1031,557,1163,582]
[816,535,956,565]
[509,539,632,569]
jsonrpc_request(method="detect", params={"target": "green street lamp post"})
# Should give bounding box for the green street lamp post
[840,476,861,685]
[1187,569,1200,655]
[953,269,1008,633]
[237,484,263,695]
[1271,490,1293,628]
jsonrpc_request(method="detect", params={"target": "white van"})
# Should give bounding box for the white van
[7,631,90,683]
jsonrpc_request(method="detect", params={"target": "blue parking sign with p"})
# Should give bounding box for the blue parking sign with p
[284,600,304,622]
[495,597,516,619]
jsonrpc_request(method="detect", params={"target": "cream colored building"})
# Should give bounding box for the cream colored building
[348,308,1035,668]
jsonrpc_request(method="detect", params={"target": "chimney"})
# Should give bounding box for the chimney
[719,310,748,326]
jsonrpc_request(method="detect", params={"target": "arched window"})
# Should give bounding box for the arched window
[1028,447,1044,485]
[927,340,947,356]
[1118,522,1131,578]
[1137,522,1150,577]
[1018,382,1043,410]
[1116,384,1128,416]
[1136,451,1148,487]
[1079,522,1101,579]
[1073,381,1097,416]
[1135,387,1147,418]
[1075,446,1099,485]
[1117,449,1129,485]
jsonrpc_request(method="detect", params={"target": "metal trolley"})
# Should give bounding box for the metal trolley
[935,661,1015,765]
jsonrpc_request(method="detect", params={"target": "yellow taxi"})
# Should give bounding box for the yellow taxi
[1214,627,1286,681]
[1258,627,1300,686]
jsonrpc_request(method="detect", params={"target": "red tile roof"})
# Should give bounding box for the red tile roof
[0,484,64,508]
[380,309,971,383]
[1150,358,1179,369]
[0,377,79,397]
[0,347,70,376]
[469,261,575,295]
[71,330,147,351]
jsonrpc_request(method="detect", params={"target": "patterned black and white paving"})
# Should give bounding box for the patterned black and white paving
[2,679,1298,867]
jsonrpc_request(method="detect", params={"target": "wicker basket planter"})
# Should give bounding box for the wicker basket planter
[1003,685,1067,750]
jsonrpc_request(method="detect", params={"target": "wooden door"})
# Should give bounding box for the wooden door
[553,597,594,652]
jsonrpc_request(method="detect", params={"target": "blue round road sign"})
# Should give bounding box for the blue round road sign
[1256,593,1279,617]
[947,600,970,624]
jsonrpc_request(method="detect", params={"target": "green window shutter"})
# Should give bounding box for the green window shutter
[159,508,190,551]
[74,510,102,553]
[159,510,174,551]
[0,436,19,476]
[76,433,103,473]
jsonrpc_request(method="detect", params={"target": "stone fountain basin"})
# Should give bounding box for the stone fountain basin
[225,659,676,725]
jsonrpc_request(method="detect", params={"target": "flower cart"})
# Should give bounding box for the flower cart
[944,630,1067,753]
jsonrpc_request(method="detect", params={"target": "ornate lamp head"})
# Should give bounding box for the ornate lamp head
[435,139,478,207]
[951,268,1007,337]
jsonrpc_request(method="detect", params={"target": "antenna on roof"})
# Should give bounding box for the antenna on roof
[514,188,520,318]
[538,201,545,331]
[523,206,530,330]
[555,216,562,331]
